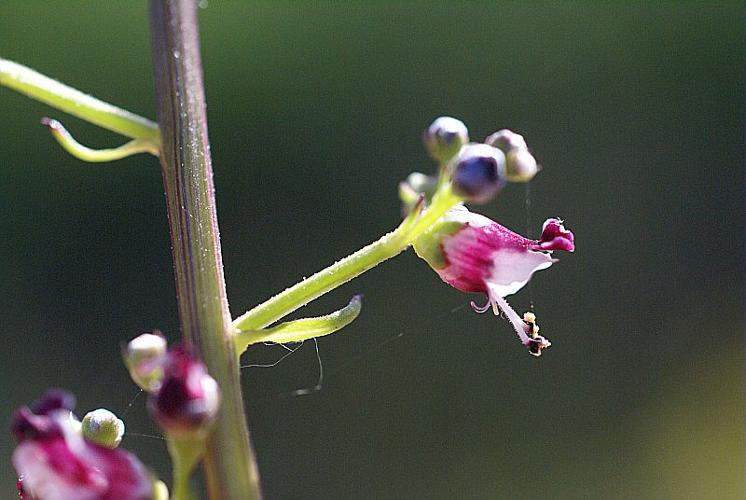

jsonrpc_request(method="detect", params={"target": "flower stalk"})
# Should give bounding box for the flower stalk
[149,1,260,499]
[0,57,159,142]
[232,186,461,332]
[167,436,205,500]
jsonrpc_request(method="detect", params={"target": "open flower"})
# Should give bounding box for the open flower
[413,205,574,356]
[11,390,155,500]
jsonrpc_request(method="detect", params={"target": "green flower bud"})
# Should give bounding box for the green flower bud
[484,129,527,153]
[423,116,469,164]
[152,479,170,500]
[123,331,167,392]
[505,148,540,183]
[81,408,125,449]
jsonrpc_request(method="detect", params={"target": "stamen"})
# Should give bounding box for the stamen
[487,286,531,345]
[470,295,491,313]
[486,285,552,356]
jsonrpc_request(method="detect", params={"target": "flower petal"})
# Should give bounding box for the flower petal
[537,218,575,252]
[484,249,553,297]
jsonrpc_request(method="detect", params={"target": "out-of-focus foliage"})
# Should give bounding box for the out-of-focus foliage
[0,2,741,499]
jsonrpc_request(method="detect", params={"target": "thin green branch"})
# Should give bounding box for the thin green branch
[0,58,159,141]
[232,187,461,332]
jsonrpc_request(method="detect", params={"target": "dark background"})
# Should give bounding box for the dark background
[0,2,742,499]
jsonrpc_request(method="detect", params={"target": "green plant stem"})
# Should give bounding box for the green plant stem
[167,437,205,500]
[149,2,260,499]
[232,187,460,332]
[0,58,159,141]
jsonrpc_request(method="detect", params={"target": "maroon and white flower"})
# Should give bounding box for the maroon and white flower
[414,205,575,355]
[11,390,154,500]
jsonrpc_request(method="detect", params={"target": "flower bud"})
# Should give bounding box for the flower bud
[484,128,528,153]
[81,408,125,449]
[399,171,437,216]
[505,148,539,183]
[123,331,167,392]
[147,343,220,438]
[403,171,437,194]
[449,143,506,204]
[423,116,469,163]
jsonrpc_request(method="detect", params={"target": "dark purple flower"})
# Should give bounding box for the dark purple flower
[11,391,155,500]
[147,343,220,438]
[414,205,575,356]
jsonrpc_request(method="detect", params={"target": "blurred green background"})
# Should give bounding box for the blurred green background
[1,2,742,499]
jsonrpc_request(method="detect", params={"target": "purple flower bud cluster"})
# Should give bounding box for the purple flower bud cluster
[422,117,541,206]
[10,339,221,498]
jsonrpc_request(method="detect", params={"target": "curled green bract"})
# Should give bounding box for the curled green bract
[0,58,160,159]
[42,118,159,161]
[233,295,363,354]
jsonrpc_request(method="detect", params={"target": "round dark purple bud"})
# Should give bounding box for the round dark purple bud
[484,129,528,154]
[147,343,220,438]
[423,116,469,163]
[449,144,506,204]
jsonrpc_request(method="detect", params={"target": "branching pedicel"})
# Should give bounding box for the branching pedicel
[2,22,574,500]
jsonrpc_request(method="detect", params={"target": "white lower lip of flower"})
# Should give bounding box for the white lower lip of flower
[486,249,554,297]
